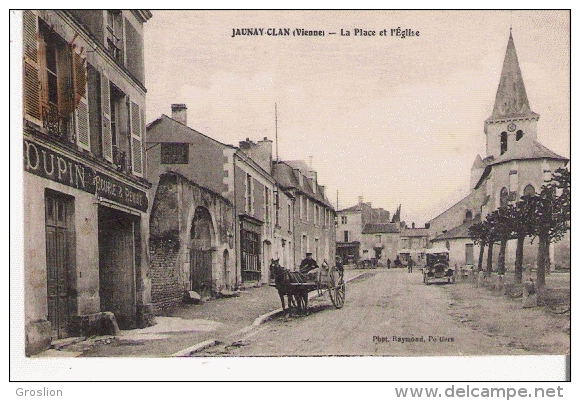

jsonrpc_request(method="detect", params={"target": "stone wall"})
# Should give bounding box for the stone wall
[150,237,182,312]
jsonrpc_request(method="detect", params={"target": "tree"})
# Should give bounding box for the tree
[510,196,536,284]
[486,206,517,275]
[469,220,489,272]
[527,166,570,290]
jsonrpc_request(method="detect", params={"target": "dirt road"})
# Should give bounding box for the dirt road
[200,269,570,356]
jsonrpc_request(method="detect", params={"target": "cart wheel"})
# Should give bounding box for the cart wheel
[328,266,345,309]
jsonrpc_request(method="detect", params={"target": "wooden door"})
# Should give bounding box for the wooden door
[98,207,136,329]
[45,193,73,339]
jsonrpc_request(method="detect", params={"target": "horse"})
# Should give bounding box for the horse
[270,259,301,316]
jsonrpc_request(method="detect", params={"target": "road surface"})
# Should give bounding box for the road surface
[200,269,561,356]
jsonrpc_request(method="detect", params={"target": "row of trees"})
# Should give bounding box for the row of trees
[468,166,570,290]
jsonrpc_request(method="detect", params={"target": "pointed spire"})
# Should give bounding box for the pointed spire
[489,31,538,120]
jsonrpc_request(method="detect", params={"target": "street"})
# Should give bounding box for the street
[198,268,570,357]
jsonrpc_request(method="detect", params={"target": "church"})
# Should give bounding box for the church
[428,31,569,271]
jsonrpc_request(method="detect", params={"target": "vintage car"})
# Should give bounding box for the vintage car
[423,248,454,284]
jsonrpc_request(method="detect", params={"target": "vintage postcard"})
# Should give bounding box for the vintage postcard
[12,9,570,382]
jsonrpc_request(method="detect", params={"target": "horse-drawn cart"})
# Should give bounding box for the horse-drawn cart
[270,260,346,314]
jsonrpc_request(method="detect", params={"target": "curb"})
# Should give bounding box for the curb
[173,270,370,356]
[171,339,219,357]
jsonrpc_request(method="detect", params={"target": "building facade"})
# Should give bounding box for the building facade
[23,10,153,356]
[336,198,391,264]
[428,32,569,271]
[146,106,237,309]
[398,226,430,267]
[273,160,336,269]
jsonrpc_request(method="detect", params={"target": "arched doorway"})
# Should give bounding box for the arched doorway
[222,249,230,290]
[190,207,214,297]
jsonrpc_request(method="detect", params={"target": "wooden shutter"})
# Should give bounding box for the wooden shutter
[100,70,113,162]
[23,10,41,122]
[130,100,143,177]
[73,51,90,150]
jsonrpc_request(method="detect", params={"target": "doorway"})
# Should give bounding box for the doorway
[98,206,137,329]
[190,207,214,297]
[45,191,74,339]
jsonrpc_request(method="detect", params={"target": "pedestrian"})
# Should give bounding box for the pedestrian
[408,256,414,273]
[387,258,391,269]
[335,255,344,281]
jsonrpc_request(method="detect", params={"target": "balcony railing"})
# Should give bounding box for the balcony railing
[42,103,69,141]
[113,145,131,174]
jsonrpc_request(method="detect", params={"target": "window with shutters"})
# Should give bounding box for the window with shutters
[106,10,124,64]
[23,13,90,151]
[109,84,131,173]
[39,20,74,143]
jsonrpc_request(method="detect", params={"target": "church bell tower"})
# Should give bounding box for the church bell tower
[484,31,539,159]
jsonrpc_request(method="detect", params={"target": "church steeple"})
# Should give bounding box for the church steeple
[484,31,539,159]
[488,31,538,120]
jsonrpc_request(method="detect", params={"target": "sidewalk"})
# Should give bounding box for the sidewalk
[41,269,368,357]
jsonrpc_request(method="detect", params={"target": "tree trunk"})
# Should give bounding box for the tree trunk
[477,243,485,272]
[497,238,508,275]
[514,235,525,284]
[486,241,494,275]
[536,232,550,291]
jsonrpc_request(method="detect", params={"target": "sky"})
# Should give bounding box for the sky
[143,10,570,226]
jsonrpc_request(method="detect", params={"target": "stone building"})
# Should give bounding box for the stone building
[22,10,153,355]
[360,222,401,265]
[398,225,430,267]
[428,31,569,270]
[273,160,336,268]
[336,198,391,264]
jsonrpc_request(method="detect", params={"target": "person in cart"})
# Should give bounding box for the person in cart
[300,252,320,281]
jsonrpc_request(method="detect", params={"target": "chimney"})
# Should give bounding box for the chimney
[412,222,416,229]
[358,196,363,206]
[171,104,187,126]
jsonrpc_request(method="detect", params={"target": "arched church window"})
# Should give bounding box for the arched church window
[500,132,508,155]
[465,210,473,220]
[500,187,509,207]
[523,184,535,197]
[516,130,524,141]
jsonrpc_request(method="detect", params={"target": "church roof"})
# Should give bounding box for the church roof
[432,215,481,241]
[487,32,539,121]
[490,136,568,165]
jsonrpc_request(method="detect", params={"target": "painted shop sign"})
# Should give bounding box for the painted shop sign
[23,139,148,212]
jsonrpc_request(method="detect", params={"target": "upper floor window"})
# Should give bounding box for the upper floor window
[516,130,524,141]
[500,187,509,207]
[245,174,253,214]
[287,202,292,231]
[315,204,320,225]
[341,215,347,224]
[343,230,349,242]
[161,143,189,164]
[106,10,123,63]
[500,132,508,155]
[265,187,270,224]
[465,210,473,221]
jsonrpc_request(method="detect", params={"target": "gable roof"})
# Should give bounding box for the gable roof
[146,114,235,149]
[273,161,333,209]
[362,223,401,234]
[400,227,429,237]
